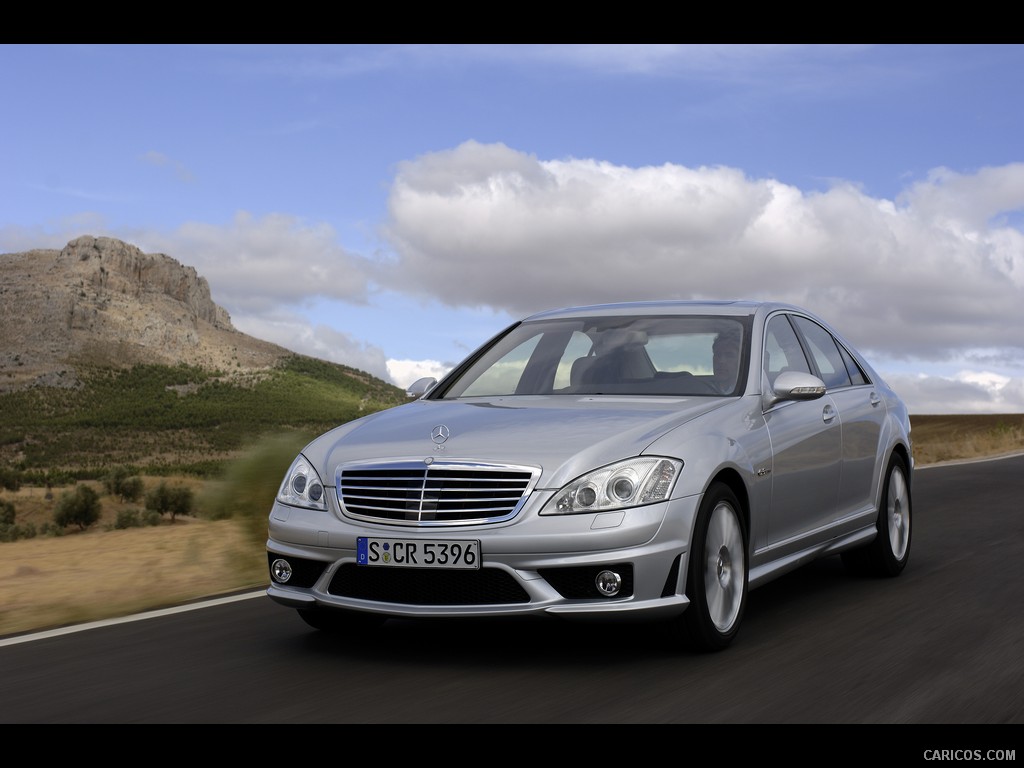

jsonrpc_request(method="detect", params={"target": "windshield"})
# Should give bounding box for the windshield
[436,314,750,398]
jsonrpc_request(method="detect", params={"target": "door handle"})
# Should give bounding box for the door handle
[822,404,836,423]
[870,392,881,407]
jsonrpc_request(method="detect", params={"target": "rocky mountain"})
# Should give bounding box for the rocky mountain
[0,235,292,392]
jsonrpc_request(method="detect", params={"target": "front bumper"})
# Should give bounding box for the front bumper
[265,492,700,621]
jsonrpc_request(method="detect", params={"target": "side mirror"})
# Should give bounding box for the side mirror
[762,371,826,409]
[405,376,438,399]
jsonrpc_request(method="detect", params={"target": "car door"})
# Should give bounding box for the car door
[790,315,885,525]
[761,313,842,550]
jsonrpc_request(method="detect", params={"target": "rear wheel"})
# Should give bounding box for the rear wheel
[673,482,747,652]
[842,453,912,577]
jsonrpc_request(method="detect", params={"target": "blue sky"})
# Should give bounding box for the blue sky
[2,44,1023,413]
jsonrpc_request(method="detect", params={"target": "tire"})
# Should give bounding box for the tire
[673,482,748,652]
[298,607,387,634]
[842,453,912,577]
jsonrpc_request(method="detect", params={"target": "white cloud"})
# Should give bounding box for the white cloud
[379,142,1024,367]
[386,359,452,390]
[233,310,390,383]
[954,370,1011,392]
[132,211,370,313]
[5,143,1023,415]
[882,371,1024,415]
[900,164,1024,232]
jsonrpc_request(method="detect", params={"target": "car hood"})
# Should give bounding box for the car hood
[304,395,729,489]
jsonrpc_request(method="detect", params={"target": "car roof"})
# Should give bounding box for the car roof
[522,300,796,322]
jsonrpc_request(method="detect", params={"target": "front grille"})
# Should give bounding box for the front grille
[336,461,539,526]
[328,564,530,605]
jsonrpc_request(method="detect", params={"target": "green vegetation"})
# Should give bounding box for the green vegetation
[0,355,405,483]
[144,481,194,523]
[0,497,42,542]
[201,430,312,545]
[0,354,406,549]
[0,466,19,491]
[104,467,144,502]
[114,508,141,529]
[0,497,18,541]
[53,485,101,530]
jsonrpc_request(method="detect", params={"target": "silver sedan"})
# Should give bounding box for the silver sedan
[266,300,913,651]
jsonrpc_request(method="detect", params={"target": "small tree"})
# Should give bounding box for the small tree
[119,476,144,503]
[114,509,141,529]
[145,482,194,523]
[54,485,102,531]
[0,498,16,541]
[0,467,20,492]
[104,468,144,502]
[0,498,14,526]
[103,467,129,496]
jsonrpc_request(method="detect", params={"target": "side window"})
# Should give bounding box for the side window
[763,315,811,387]
[792,316,853,389]
[837,343,870,386]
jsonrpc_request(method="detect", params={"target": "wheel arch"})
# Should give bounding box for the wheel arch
[705,467,750,542]
[891,441,912,483]
[880,441,913,506]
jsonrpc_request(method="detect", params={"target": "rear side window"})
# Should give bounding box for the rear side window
[837,342,869,386]
[791,316,852,389]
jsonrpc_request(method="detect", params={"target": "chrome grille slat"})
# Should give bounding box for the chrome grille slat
[343,484,530,493]
[336,460,540,526]
[343,496,526,506]
[341,502,523,515]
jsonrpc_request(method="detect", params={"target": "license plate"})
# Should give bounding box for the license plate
[356,537,481,569]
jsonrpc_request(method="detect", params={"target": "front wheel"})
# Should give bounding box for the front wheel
[842,453,912,577]
[672,482,748,652]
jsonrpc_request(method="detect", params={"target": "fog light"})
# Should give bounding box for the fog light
[595,570,622,597]
[271,558,293,583]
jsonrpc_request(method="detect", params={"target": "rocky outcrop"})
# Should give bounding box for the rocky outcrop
[0,236,291,391]
[58,236,232,328]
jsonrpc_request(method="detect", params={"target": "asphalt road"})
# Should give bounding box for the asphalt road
[2,454,1022,729]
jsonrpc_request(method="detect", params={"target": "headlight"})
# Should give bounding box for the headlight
[276,455,327,511]
[541,457,682,515]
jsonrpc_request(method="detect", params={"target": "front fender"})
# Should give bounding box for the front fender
[644,397,770,502]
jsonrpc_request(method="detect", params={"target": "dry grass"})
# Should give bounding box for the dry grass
[1,414,1021,638]
[910,413,1024,466]
[0,478,268,638]
[0,517,266,637]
